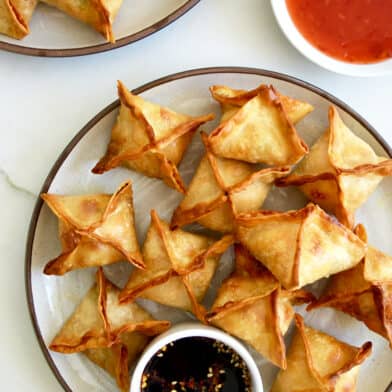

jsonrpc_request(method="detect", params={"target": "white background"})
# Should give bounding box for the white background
[0,0,391,390]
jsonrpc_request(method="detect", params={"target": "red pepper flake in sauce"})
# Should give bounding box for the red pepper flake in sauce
[141,337,252,392]
[286,0,392,64]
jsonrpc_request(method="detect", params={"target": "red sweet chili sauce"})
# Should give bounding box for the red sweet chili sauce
[286,0,392,64]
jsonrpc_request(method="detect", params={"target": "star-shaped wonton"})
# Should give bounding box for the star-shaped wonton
[93,81,214,193]
[50,268,170,392]
[236,203,366,290]
[271,314,372,392]
[40,0,123,42]
[277,106,392,228]
[42,181,144,275]
[119,210,233,321]
[171,132,290,233]
[207,84,313,165]
[207,245,313,369]
[308,224,392,347]
[0,0,37,39]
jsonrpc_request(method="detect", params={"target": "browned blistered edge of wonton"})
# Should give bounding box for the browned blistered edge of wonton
[207,85,309,165]
[41,181,145,271]
[209,84,315,121]
[119,210,233,321]
[49,268,113,353]
[171,131,290,229]
[50,268,170,353]
[294,314,372,389]
[235,204,365,289]
[82,181,144,268]
[92,81,214,193]
[3,0,30,39]
[276,107,392,228]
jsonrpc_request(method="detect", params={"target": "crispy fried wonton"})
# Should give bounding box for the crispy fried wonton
[42,181,144,275]
[271,314,372,392]
[40,0,123,42]
[50,268,170,392]
[92,81,214,193]
[207,84,313,165]
[236,203,366,290]
[277,106,392,228]
[0,0,37,38]
[119,210,233,321]
[171,132,290,232]
[207,245,313,368]
[308,224,392,347]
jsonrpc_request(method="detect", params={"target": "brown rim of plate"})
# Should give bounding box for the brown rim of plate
[0,0,199,57]
[25,66,392,392]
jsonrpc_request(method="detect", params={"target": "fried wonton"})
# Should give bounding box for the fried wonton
[92,81,214,193]
[0,0,37,39]
[40,0,123,42]
[50,268,170,392]
[119,210,233,321]
[277,106,392,228]
[207,245,313,368]
[271,314,372,392]
[42,181,144,275]
[236,203,366,290]
[207,84,313,165]
[171,132,290,232]
[308,224,392,347]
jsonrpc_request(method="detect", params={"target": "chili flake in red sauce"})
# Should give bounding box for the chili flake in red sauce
[286,0,392,64]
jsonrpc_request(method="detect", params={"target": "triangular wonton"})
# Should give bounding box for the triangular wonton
[236,203,366,289]
[50,268,170,392]
[207,84,312,165]
[171,132,290,232]
[277,106,392,227]
[42,181,144,275]
[93,81,214,193]
[0,0,37,38]
[271,314,372,392]
[207,245,313,368]
[119,210,233,321]
[40,0,123,42]
[308,224,392,347]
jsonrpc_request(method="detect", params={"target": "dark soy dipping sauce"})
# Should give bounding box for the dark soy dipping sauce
[141,337,252,392]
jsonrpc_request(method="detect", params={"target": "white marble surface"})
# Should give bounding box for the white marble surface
[0,0,391,390]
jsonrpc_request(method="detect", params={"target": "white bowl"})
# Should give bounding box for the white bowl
[271,0,392,76]
[130,322,264,391]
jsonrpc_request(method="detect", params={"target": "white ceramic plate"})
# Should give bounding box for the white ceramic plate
[0,0,198,57]
[271,0,392,77]
[26,67,392,392]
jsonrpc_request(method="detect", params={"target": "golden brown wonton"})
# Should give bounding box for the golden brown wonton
[277,106,392,228]
[42,180,144,275]
[93,81,214,193]
[0,0,37,38]
[207,84,313,165]
[40,0,123,42]
[119,210,233,321]
[171,132,290,233]
[207,245,313,368]
[50,268,170,392]
[271,314,372,392]
[236,203,366,290]
[308,224,392,347]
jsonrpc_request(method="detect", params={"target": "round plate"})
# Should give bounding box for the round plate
[26,67,392,392]
[271,0,392,77]
[0,0,199,57]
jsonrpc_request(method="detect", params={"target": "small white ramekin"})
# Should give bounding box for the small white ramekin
[130,322,263,391]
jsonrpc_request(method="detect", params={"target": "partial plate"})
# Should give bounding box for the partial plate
[26,67,392,391]
[271,0,392,77]
[0,0,199,57]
